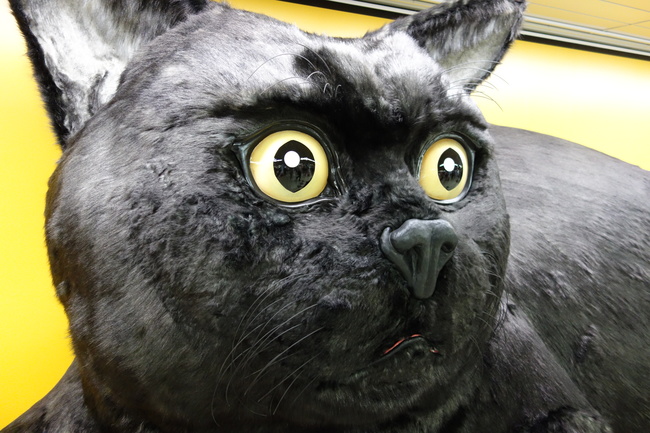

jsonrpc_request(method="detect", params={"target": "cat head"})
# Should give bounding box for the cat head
[12,0,523,429]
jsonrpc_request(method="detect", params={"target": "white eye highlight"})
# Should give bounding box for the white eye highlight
[283,150,301,168]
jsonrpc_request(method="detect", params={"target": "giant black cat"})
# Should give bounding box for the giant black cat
[5,0,649,432]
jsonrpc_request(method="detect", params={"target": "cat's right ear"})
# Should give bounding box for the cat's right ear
[370,0,526,93]
[10,0,212,149]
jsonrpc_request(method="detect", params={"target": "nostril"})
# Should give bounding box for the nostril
[441,241,456,254]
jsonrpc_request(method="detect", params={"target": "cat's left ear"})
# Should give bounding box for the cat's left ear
[371,0,526,93]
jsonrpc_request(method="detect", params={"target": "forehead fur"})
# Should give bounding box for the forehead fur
[114,6,485,153]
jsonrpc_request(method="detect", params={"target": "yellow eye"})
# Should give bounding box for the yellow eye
[249,130,329,203]
[419,138,470,202]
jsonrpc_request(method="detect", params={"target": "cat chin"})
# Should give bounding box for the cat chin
[286,389,425,426]
[275,347,449,426]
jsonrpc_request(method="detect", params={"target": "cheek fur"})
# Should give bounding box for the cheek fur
[48,125,510,423]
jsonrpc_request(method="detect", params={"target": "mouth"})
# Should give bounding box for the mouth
[307,333,445,421]
[381,334,442,357]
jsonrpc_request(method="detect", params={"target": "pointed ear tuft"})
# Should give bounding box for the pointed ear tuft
[373,0,526,93]
[9,0,211,148]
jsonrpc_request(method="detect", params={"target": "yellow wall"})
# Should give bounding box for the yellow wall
[476,41,650,170]
[1,0,648,427]
[0,0,71,425]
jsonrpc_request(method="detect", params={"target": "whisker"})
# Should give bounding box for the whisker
[221,302,299,399]
[238,303,319,370]
[216,274,312,409]
[470,91,504,111]
[247,52,322,82]
[294,42,333,77]
[466,335,486,382]
[305,70,328,81]
[240,322,304,378]
[492,292,510,335]
[217,296,290,382]
[442,60,508,84]
[225,302,319,401]
[473,313,494,329]
[449,78,499,92]
[287,374,319,409]
[272,363,311,415]
[260,76,312,95]
[230,284,283,351]
[237,277,300,339]
[224,271,312,367]
[334,84,342,99]
[244,326,324,397]
[256,354,318,404]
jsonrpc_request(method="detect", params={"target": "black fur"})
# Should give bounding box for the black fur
[4,0,648,432]
[493,126,650,433]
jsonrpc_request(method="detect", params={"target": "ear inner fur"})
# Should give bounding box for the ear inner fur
[369,0,526,93]
[9,0,212,148]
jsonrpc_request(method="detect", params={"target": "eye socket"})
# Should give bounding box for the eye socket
[418,138,472,203]
[249,130,329,203]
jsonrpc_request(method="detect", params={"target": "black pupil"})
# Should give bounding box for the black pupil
[273,140,316,192]
[438,148,464,191]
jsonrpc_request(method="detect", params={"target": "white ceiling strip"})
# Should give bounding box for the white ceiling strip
[325,0,650,57]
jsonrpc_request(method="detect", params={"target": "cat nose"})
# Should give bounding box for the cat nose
[380,219,458,299]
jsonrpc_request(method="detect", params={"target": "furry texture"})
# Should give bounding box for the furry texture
[8,0,209,147]
[5,0,649,432]
[493,126,650,433]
